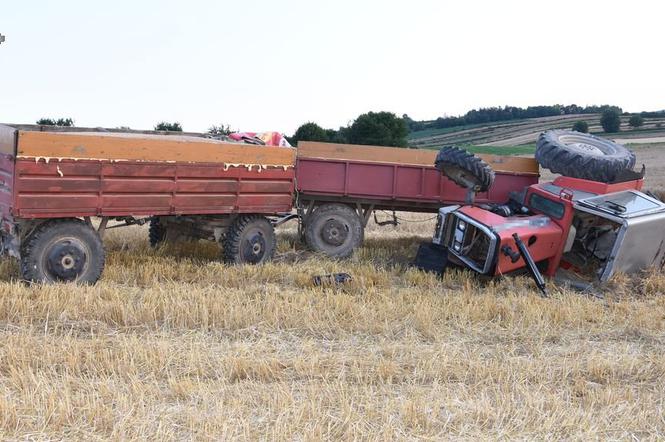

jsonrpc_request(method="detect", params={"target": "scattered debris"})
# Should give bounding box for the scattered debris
[312,273,352,286]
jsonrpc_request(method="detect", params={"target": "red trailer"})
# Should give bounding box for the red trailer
[0,124,295,283]
[0,125,539,283]
[295,142,539,257]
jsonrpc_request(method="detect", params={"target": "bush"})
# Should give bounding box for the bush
[154,122,183,132]
[207,124,231,137]
[628,115,644,129]
[348,111,409,147]
[36,118,74,127]
[600,108,621,133]
[292,122,329,144]
[572,121,589,133]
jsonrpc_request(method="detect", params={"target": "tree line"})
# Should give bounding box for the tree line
[403,104,628,132]
[36,103,665,149]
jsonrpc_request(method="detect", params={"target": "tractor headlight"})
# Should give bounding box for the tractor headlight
[458,220,466,230]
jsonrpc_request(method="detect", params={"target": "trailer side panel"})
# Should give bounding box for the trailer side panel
[296,157,538,210]
[14,158,294,218]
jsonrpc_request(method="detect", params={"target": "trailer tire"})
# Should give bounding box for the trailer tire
[304,203,363,258]
[224,215,276,264]
[148,217,166,247]
[20,219,105,284]
[536,130,636,183]
[149,217,196,247]
[435,146,495,192]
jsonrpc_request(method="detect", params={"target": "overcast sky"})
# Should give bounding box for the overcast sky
[1,0,663,134]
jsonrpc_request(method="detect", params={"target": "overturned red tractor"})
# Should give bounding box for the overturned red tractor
[424,130,665,294]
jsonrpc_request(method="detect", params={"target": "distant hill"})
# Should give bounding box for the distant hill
[407,114,665,151]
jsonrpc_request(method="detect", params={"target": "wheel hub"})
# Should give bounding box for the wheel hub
[567,142,604,155]
[46,242,86,281]
[321,219,348,246]
[241,232,266,264]
[440,163,482,190]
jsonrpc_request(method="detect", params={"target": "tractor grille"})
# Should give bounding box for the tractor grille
[444,213,498,274]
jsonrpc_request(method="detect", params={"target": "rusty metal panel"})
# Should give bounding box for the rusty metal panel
[102,178,175,193]
[238,180,293,194]
[17,159,102,176]
[0,153,15,222]
[102,194,172,210]
[176,179,238,193]
[17,194,99,211]
[102,163,177,178]
[172,194,237,211]
[13,157,295,218]
[237,194,293,212]
[18,177,100,193]
[296,157,539,208]
[294,159,346,193]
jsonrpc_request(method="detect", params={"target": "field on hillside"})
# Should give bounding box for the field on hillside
[0,146,664,440]
[408,114,665,149]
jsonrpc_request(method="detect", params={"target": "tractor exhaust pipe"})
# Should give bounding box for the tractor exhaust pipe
[512,233,548,297]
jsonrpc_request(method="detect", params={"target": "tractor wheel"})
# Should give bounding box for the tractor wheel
[20,219,105,284]
[148,217,166,247]
[224,215,276,264]
[536,130,636,183]
[304,203,363,258]
[435,146,495,192]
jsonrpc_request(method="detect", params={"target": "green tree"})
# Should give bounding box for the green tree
[207,124,231,137]
[154,121,183,132]
[600,108,621,133]
[628,114,644,129]
[572,121,589,133]
[347,111,409,147]
[37,117,74,126]
[292,122,329,144]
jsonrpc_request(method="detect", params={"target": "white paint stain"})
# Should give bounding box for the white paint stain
[19,156,294,171]
[56,166,63,177]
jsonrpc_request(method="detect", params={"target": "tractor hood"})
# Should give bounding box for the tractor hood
[436,206,563,275]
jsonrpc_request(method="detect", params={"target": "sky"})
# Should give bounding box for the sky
[1,0,664,134]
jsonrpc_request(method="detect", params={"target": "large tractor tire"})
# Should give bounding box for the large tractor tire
[224,215,276,264]
[435,146,495,192]
[536,130,636,183]
[304,203,363,258]
[20,219,105,284]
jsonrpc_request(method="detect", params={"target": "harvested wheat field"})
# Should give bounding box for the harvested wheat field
[0,146,665,440]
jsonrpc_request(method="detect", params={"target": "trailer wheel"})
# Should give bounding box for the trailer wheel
[536,130,636,183]
[20,219,105,284]
[304,204,363,258]
[149,217,195,247]
[148,217,166,247]
[224,215,276,264]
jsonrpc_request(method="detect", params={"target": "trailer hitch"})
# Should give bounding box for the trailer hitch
[271,213,299,228]
[512,233,548,297]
